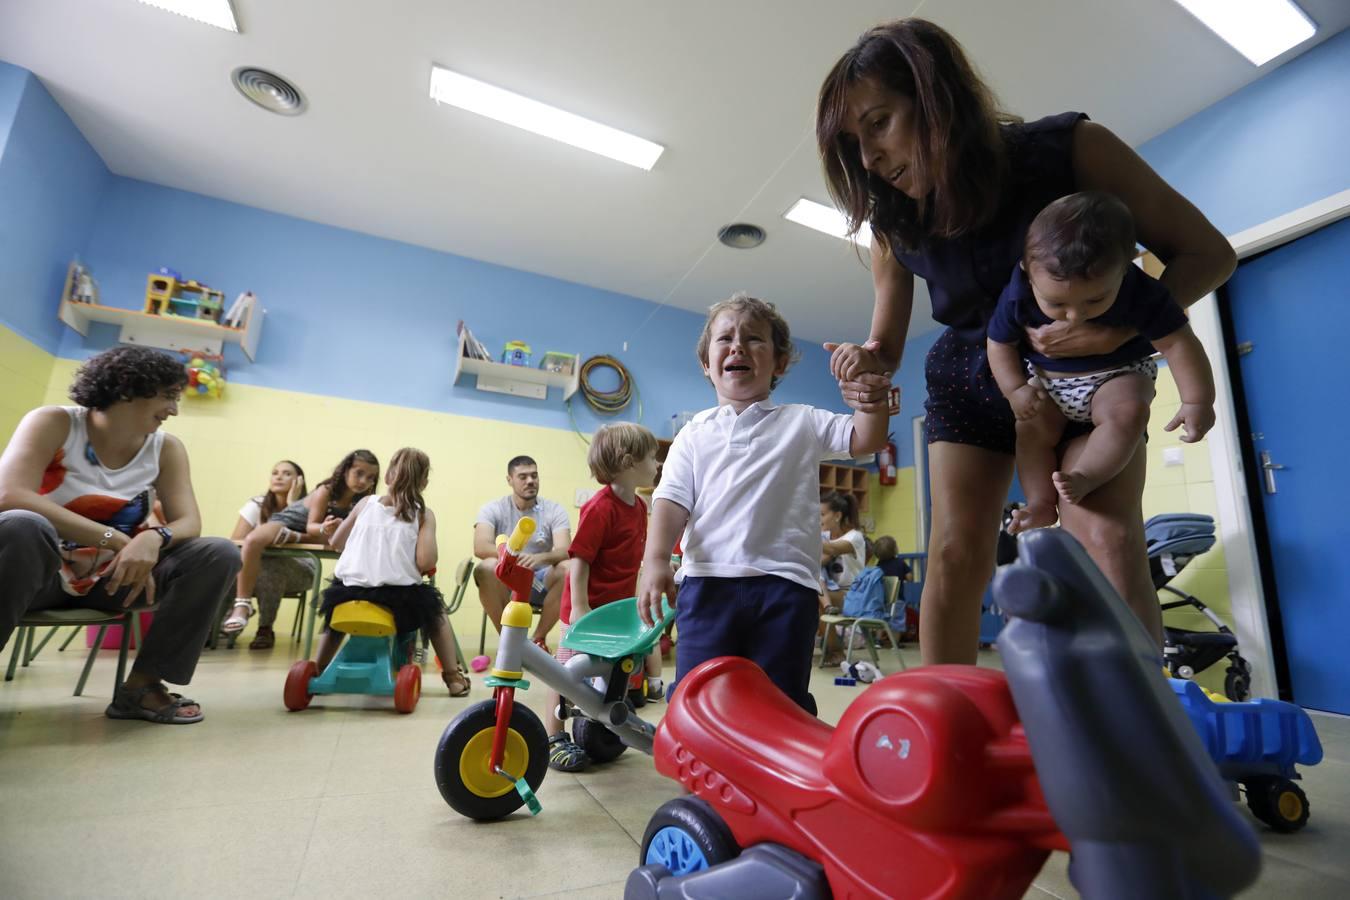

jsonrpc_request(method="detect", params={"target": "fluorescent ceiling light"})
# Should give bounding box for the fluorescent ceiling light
[784,198,870,249]
[138,0,237,32]
[1172,0,1315,65]
[429,66,664,171]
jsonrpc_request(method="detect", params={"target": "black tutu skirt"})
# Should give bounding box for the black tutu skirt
[319,580,445,637]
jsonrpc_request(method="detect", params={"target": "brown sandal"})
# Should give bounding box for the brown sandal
[249,627,275,650]
[441,669,471,697]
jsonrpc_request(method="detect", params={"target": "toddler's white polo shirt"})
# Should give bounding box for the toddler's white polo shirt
[653,400,854,591]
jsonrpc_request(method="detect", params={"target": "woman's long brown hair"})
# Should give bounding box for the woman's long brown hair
[816,18,1015,253]
[386,447,430,523]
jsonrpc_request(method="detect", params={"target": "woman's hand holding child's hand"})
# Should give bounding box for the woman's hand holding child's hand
[637,563,675,628]
[825,340,892,413]
[1009,380,1049,421]
[1164,403,1216,443]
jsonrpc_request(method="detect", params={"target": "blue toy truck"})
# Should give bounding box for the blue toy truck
[1171,678,1324,832]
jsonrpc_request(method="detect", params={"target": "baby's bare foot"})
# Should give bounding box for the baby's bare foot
[1053,470,1101,505]
[1008,503,1057,534]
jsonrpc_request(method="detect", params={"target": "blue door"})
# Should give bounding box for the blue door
[1223,215,1350,714]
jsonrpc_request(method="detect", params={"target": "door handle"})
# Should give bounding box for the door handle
[1260,450,1286,494]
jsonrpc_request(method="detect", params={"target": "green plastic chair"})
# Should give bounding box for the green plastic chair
[5,606,147,696]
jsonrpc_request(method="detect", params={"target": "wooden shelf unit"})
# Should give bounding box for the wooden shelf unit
[453,329,579,401]
[820,462,870,515]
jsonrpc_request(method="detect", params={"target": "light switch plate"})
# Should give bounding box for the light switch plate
[575,488,597,507]
[1162,447,1185,467]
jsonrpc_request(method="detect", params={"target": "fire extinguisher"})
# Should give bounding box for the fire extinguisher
[878,433,898,486]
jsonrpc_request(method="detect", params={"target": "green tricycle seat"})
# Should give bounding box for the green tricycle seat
[561,596,673,661]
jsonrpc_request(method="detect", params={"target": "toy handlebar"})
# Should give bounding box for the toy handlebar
[506,518,535,554]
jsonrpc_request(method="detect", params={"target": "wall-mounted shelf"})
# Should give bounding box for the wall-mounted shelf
[453,329,579,401]
[58,263,264,360]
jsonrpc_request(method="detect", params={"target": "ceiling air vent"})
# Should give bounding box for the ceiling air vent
[717,223,766,249]
[231,67,307,116]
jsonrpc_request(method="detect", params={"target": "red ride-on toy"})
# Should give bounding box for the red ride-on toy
[627,529,1262,900]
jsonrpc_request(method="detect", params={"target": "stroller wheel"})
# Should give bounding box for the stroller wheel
[1224,664,1252,702]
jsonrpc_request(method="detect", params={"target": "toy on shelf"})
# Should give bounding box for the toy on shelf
[501,340,532,366]
[433,519,671,820]
[144,272,225,323]
[222,291,258,329]
[538,351,576,376]
[182,352,226,399]
[71,262,98,303]
[624,529,1260,900]
[284,600,423,714]
[1171,677,1324,832]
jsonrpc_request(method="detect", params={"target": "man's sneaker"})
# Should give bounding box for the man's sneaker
[547,733,588,772]
[645,677,665,703]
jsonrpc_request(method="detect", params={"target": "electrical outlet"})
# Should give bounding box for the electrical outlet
[1162,447,1185,467]
[575,488,597,507]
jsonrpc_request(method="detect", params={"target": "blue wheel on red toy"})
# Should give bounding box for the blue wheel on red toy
[639,797,739,876]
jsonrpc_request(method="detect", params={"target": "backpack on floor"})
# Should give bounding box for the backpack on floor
[841,567,886,620]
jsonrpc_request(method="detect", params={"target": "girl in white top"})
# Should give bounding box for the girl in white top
[226,459,316,649]
[315,448,469,696]
[819,491,866,608]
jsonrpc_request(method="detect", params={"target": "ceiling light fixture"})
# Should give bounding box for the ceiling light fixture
[138,0,238,32]
[1171,0,1315,65]
[428,66,664,171]
[784,199,870,249]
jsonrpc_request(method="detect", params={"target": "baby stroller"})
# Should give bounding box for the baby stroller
[1148,513,1253,701]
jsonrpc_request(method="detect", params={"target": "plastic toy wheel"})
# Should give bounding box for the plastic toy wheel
[640,796,739,876]
[284,660,317,711]
[1224,661,1252,702]
[572,716,627,764]
[394,664,421,714]
[1245,776,1310,832]
[435,699,548,820]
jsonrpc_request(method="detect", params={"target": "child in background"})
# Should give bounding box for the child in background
[315,447,469,696]
[873,535,912,582]
[546,423,660,772]
[819,491,866,611]
[987,192,1215,533]
[223,449,380,635]
[227,459,316,649]
[638,292,888,714]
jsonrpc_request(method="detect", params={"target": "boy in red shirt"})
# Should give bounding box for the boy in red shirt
[547,423,661,772]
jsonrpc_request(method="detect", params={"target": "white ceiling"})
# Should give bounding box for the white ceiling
[2,0,1346,342]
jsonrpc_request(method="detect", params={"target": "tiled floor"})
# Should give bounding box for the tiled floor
[2,633,1347,899]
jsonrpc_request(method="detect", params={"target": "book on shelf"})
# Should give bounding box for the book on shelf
[456,321,491,360]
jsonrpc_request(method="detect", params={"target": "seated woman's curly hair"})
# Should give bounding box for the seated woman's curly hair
[69,346,189,410]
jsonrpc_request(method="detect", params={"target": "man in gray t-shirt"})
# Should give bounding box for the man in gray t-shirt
[473,455,572,650]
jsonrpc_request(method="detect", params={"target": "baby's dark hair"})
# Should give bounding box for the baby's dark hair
[696,292,800,390]
[821,491,859,530]
[68,346,189,410]
[874,534,899,561]
[1024,191,1136,281]
[387,447,430,523]
[319,449,379,506]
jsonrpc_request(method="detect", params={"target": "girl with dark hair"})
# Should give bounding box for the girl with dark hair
[315,448,469,696]
[0,346,240,723]
[819,491,868,666]
[816,18,1236,662]
[226,459,317,649]
[223,449,379,635]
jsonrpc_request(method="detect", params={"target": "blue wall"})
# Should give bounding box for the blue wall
[70,177,845,434]
[1137,27,1350,237]
[0,63,111,352]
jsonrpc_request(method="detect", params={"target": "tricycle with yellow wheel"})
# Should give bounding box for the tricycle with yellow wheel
[434,518,671,820]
